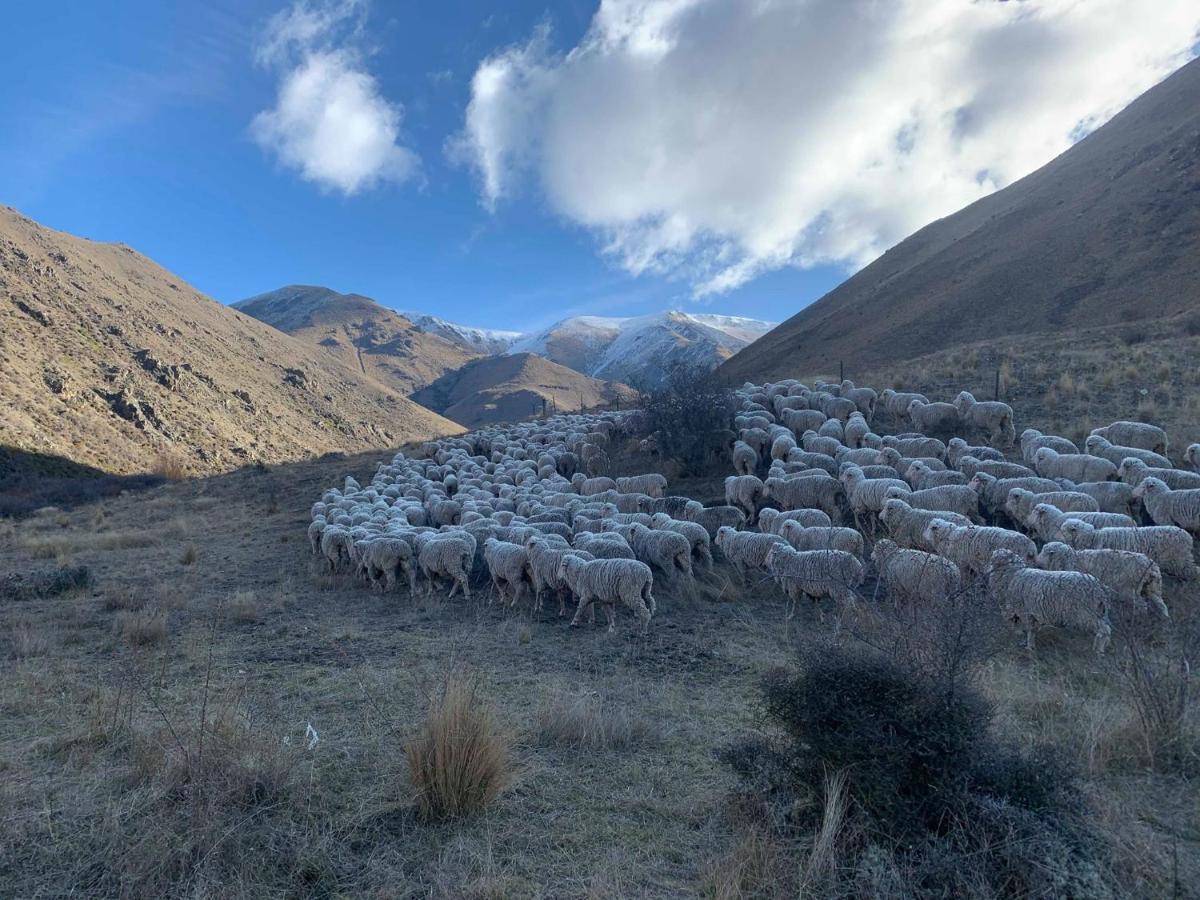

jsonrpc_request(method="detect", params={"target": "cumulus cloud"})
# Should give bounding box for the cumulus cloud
[252,0,417,195]
[454,0,1200,296]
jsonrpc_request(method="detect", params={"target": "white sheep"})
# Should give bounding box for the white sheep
[907,399,960,435]
[954,392,1016,447]
[483,538,533,607]
[1186,443,1200,473]
[649,513,713,571]
[878,499,971,551]
[840,466,909,534]
[1026,503,1135,542]
[956,456,1036,481]
[1036,542,1167,619]
[1058,520,1199,580]
[1019,429,1078,464]
[947,437,1005,467]
[779,521,864,559]
[879,389,929,418]
[923,519,1036,578]
[1033,447,1118,483]
[871,539,962,605]
[715,526,787,581]
[615,474,668,498]
[905,460,967,490]
[1004,488,1097,532]
[1063,480,1139,516]
[765,545,863,611]
[417,533,474,599]
[1084,435,1171,469]
[764,474,846,524]
[987,549,1111,655]
[758,507,833,535]
[1133,478,1200,541]
[884,484,982,523]
[1117,458,1200,490]
[572,531,636,560]
[624,523,693,581]
[725,475,766,526]
[558,556,656,633]
[686,505,747,539]
[1090,421,1168,456]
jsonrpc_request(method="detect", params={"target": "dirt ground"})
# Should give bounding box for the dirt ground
[1,447,1198,897]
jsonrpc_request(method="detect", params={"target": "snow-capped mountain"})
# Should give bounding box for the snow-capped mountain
[401,312,522,356]
[511,311,775,388]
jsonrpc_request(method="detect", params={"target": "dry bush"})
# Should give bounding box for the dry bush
[179,543,198,566]
[6,619,52,660]
[406,673,514,820]
[20,529,157,559]
[227,591,262,624]
[637,364,736,477]
[152,450,189,481]
[1,564,92,603]
[536,691,661,750]
[116,607,168,647]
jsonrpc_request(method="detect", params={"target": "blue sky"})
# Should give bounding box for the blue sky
[1,2,1195,334]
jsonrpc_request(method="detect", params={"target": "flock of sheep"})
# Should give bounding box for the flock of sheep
[307,378,1200,653]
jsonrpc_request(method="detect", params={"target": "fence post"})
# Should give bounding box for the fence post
[994,367,1001,402]
[839,360,844,383]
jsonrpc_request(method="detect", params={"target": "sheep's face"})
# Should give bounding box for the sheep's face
[990,548,1021,570]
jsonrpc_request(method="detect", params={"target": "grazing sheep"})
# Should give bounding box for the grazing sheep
[639,496,703,519]
[525,537,591,614]
[765,545,864,610]
[558,556,656,633]
[956,456,1036,481]
[817,419,845,442]
[840,466,909,533]
[1034,447,1118,483]
[947,438,1005,467]
[1036,542,1167,619]
[878,499,972,551]
[417,534,475,599]
[716,526,787,581]
[650,513,713,571]
[624,523,693,581]
[758,507,833,534]
[1133,478,1200,540]
[880,389,929,418]
[1026,503,1136,542]
[907,399,960,435]
[785,449,839,475]
[923,519,1036,577]
[770,433,798,462]
[308,517,326,554]
[779,521,864,559]
[801,431,844,458]
[1117,458,1200,490]
[729,441,758,475]
[1090,421,1168,456]
[573,474,617,496]
[686,504,747,539]
[987,550,1111,655]
[483,538,533,607]
[842,386,878,421]
[725,475,766,526]
[1004,488,1098,532]
[955,392,1016,447]
[838,447,885,468]
[881,435,946,461]
[905,460,967,490]
[615,474,668,498]
[1059,520,1199,580]
[1062,480,1139,516]
[876,447,946,475]
[764,474,846,524]
[820,395,857,422]
[1019,429,1079,464]
[871,539,962,605]
[572,531,636,560]
[1084,435,1171,469]
[884,484,982,523]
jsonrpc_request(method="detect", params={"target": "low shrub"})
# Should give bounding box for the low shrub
[637,365,736,476]
[0,564,93,602]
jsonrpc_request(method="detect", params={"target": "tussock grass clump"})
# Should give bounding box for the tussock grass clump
[152,450,189,481]
[406,674,514,820]
[0,564,92,602]
[537,692,661,750]
[179,543,198,566]
[116,607,168,646]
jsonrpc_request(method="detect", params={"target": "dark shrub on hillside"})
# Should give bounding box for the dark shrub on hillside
[0,565,93,602]
[720,642,1115,897]
[637,365,736,476]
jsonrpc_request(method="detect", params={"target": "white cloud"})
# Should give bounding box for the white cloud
[455,0,1200,296]
[252,0,417,195]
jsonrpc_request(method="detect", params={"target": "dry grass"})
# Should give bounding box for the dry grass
[406,673,515,820]
[20,528,158,559]
[178,542,198,566]
[6,620,51,660]
[115,607,168,647]
[536,691,662,750]
[152,450,189,481]
[227,590,262,624]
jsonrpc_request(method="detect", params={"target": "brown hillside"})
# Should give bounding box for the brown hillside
[412,352,638,427]
[721,57,1200,384]
[234,285,479,395]
[0,208,460,476]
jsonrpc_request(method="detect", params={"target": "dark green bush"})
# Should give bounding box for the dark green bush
[636,365,736,476]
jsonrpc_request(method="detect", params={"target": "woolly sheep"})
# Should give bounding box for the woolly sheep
[573,474,617,496]
[1117,458,1200,490]
[1058,520,1199,580]
[615,474,668,498]
[770,433,798,462]
[881,435,946,460]
[907,399,960,435]
[725,475,766,526]
[956,456,1035,481]
[785,449,839,475]
[843,413,871,448]
[320,526,355,572]
[840,466,909,533]
[1036,542,1167,619]
[650,513,713,571]
[801,431,843,457]
[1186,444,1200,473]
[781,408,826,435]
[1027,503,1135,542]
[624,523,693,581]
[1061,480,1138,516]
[923,519,1036,577]
[878,499,971,551]
[715,526,787,581]
[764,474,846,524]
[758,507,833,534]
[987,549,1111,655]
[765,545,864,610]
[483,539,533,607]
[1033,448,1118,483]
[904,460,967,490]
[820,395,857,422]
[417,533,474,599]
[572,531,636,560]
[356,537,416,594]
[558,556,656,634]
[779,521,864,559]
[885,484,981,523]
[1004,488,1097,532]
[954,392,1016,447]
[842,386,877,421]
[1090,421,1168,456]
[1133,478,1200,540]
[871,539,962,605]
[1084,435,1171,469]
[686,505,747,539]
[876,447,946,474]
[879,389,929,418]
[1019,429,1078,464]
[947,438,1005,467]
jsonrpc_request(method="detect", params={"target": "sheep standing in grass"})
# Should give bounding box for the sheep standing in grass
[716,526,787,582]
[308,517,327,554]
[1058,520,1199,580]
[923,519,1036,577]
[357,537,416,595]
[871,539,962,605]
[1117,458,1200,490]
[1004,488,1097,532]
[779,520,864,559]
[967,473,1063,522]
[1036,542,1167,619]
[1133,478,1200,541]
[725,475,766,526]
[483,539,533,606]
[624,523,693,581]
[1019,429,1078,464]
[765,545,863,611]
[884,484,982,523]
[615,474,668,498]
[758,507,833,534]
[955,392,1016,447]
[987,549,1111,655]
[1090,421,1168,456]
[880,389,929,418]
[907,399,960,435]
[1027,503,1135,543]
[686,504,747,539]
[1034,447,1118,483]
[558,556,655,633]
[841,466,909,534]
[573,531,636,560]
[650,513,713,572]
[320,526,355,573]
[948,438,1005,467]
[417,533,475,599]
[1062,480,1139,516]
[1084,435,1171,469]
[905,460,967,490]
[878,499,971,551]
[764,474,846,524]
